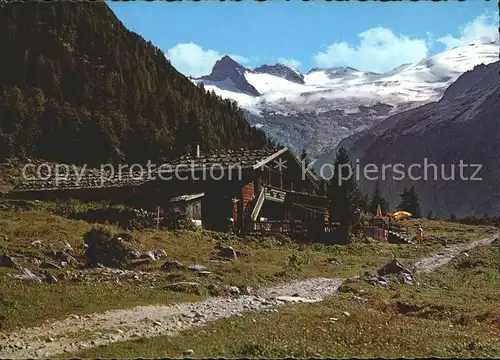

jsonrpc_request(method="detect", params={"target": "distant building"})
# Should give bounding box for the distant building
[168,193,204,226]
[10,146,335,237]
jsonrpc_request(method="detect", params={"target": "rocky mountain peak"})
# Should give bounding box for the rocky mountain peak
[214,55,246,72]
[199,56,260,96]
[253,64,305,84]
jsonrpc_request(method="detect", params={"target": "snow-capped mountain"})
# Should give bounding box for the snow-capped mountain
[198,55,260,96]
[253,64,305,84]
[194,41,499,160]
[353,61,500,218]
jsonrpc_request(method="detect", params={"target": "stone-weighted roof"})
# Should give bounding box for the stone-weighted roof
[162,148,281,171]
[13,171,148,192]
[11,148,283,193]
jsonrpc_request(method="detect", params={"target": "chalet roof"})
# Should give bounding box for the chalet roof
[169,193,205,203]
[156,148,281,173]
[13,170,148,192]
[11,148,282,193]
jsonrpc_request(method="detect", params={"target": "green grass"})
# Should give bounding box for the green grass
[71,243,500,358]
[0,282,203,331]
[0,202,497,336]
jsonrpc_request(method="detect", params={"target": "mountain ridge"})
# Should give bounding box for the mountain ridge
[354,60,500,218]
[194,42,499,161]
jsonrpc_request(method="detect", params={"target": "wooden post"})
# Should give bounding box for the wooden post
[156,206,161,229]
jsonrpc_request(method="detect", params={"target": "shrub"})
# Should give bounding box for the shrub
[83,226,139,268]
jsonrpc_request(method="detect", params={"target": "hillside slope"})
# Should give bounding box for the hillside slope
[0,2,268,166]
[355,61,500,218]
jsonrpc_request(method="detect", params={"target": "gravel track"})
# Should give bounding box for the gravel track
[0,278,342,358]
[1,235,497,359]
[413,234,498,273]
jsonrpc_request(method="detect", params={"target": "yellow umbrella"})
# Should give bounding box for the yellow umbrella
[392,211,412,219]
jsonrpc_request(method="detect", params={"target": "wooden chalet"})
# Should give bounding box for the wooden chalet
[10,146,334,237]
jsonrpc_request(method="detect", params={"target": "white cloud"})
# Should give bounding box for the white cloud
[313,27,429,73]
[278,57,302,70]
[437,13,499,49]
[166,42,249,77]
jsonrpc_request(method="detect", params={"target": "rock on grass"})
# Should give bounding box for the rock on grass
[83,227,139,268]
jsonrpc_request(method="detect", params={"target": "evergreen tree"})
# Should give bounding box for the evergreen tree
[369,181,389,215]
[326,147,362,243]
[407,186,422,218]
[358,192,370,213]
[300,148,309,167]
[449,213,457,221]
[0,2,269,163]
[427,210,435,220]
[397,186,422,218]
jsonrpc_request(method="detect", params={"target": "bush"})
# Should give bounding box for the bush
[83,226,139,268]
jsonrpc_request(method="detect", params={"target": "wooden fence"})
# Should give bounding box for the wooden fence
[244,219,339,236]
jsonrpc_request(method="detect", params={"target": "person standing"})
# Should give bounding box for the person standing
[416,227,424,242]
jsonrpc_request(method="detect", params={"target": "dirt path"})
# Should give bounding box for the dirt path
[413,234,498,273]
[0,278,342,358]
[1,235,497,359]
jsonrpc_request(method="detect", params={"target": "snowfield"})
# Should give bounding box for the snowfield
[196,41,499,159]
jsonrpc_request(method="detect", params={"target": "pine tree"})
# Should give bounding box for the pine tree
[359,192,370,213]
[326,147,362,243]
[0,2,269,163]
[427,210,435,220]
[407,186,422,218]
[397,186,422,218]
[369,181,389,215]
[300,148,309,167]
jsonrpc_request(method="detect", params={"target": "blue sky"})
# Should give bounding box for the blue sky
[107,1,499,76]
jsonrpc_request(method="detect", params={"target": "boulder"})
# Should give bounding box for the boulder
[227,285,240,296]
[166,282,203,294]
[364,275,388,287]
[53,251,77,265]
[183,349,194,356]
[139,249,167,262]
[39,261,62,270]
[161,260,184,272]
[187,264,207,272]
[238,285,253,295]
[378,259,408,276]
[9,268,42,284]
[377,259,415,284]
[30,239,42,246]
[0,255,19,268]
[216,245,249,260]
[197,271,212,277]
[139,252,156,261]
[328,258,342,266]
[218,246,237,260]
[45,273,58,284]
[127,258,152,267]
[153,249,167,260]
[63,242,74,253]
